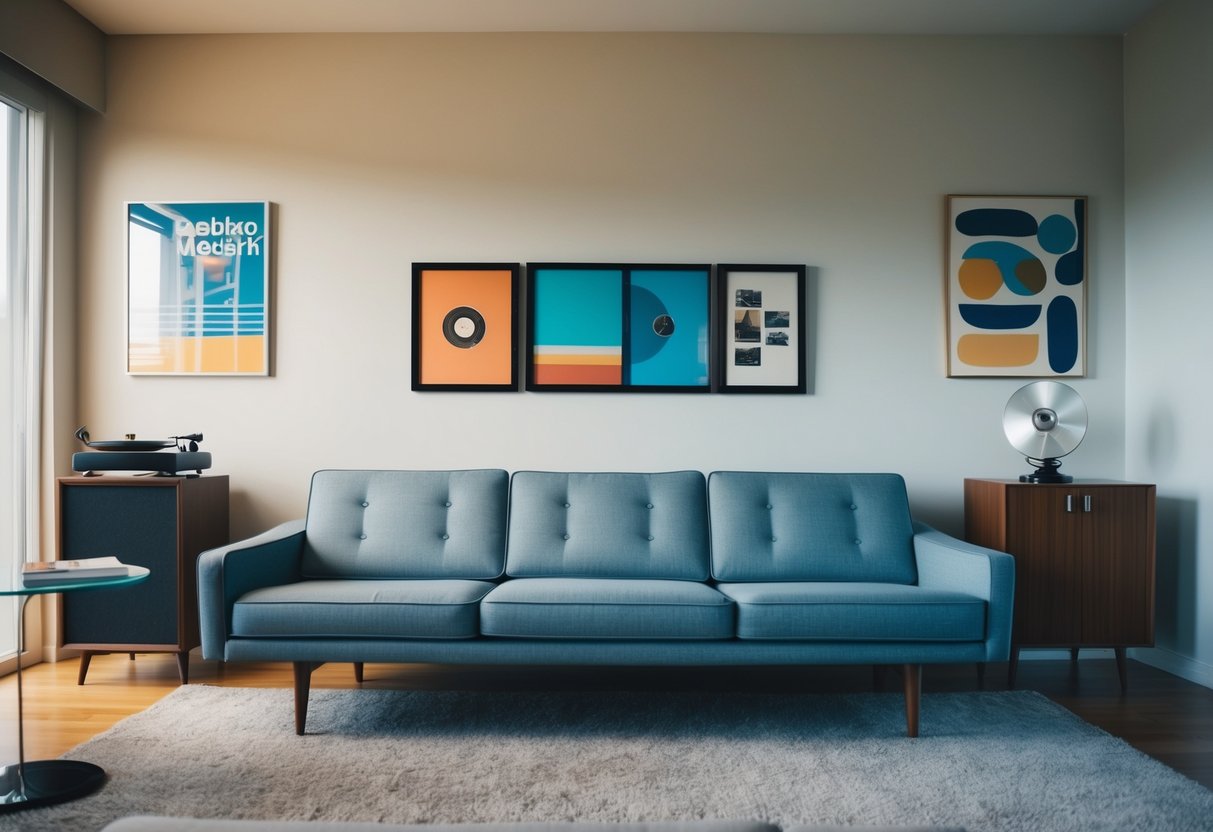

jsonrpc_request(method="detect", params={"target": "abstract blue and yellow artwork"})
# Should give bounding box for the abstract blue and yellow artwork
[526,263,710,392]
[946,195,1085,377]
[127,201,270,375]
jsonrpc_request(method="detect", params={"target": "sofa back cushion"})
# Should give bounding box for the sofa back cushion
[302,469,508,579]
[506,471,710,580]
[708,472,916,584]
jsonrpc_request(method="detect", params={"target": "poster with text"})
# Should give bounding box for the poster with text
[127,201,270,375]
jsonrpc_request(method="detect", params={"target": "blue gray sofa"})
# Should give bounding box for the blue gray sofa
[197,470,1014,737]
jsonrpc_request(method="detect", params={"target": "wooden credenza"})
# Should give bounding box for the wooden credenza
[57,475,230,684]
[963,478,1155,690]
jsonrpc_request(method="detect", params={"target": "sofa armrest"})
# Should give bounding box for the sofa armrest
[197,519,306,660]
[912,521,1015,661]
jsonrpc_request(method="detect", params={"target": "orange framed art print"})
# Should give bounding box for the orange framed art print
[411,263,519,391]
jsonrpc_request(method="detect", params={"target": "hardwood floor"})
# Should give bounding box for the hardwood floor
[2,653,1211,790]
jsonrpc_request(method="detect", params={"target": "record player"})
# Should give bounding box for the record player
[72,426,212,476]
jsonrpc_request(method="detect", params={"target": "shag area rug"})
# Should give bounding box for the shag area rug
[5,686,1212,832]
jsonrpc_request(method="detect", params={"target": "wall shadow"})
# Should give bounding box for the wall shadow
[1154,495,1199,655]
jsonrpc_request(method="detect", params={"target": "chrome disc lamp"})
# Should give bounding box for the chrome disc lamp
[1003,381,1087,484]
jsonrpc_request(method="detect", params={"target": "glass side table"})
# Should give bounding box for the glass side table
[0,567,150,813]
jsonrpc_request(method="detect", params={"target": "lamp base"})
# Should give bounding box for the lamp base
[1020,457,1073,484]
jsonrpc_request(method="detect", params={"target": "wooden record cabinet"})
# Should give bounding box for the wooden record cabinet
[964,478,1155,690]
[56,475,230,684]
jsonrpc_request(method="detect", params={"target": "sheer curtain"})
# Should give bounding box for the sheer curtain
[0,66,46,677]
[0,98,17,666]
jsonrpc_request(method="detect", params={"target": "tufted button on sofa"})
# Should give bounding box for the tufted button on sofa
[198,470,1013,737]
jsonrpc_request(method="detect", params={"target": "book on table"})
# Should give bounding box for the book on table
[21,556,133,585]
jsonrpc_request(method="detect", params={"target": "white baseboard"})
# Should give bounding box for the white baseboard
[1130,646,1213,689]
[44,644,81,662]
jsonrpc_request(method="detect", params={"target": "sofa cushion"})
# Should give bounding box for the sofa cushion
[232,579,495,639]
[716,582,985,641]
[302,469,508,579]
[480,578,734,639]
[505,471,710,580]
[708,472,917,584]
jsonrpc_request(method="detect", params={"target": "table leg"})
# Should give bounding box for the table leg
[1,595,107,813]
[1,597,29,802]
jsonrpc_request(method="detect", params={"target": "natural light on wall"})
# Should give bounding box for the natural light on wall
[127,220,161,345]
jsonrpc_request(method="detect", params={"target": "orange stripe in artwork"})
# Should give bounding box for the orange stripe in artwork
[129,335,266,374]
[957,334,1039,367]
[533,353,622,366]
[534,364,623,385]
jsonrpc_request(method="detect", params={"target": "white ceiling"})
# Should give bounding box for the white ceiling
[66,0,1162,36]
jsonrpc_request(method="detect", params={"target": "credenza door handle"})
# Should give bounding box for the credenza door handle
[1066,495,1074,513]
[1083,495,1092,513]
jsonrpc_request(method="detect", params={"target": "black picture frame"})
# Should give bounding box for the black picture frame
[411,262,520,392]
[525,262,713,393]
[717,264,807,394]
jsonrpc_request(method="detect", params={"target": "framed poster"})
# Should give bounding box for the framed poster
[946,195,1086,377]
[717,264,806,394]
[411,262,520,391]
[526,263,711,392]
[126,200,271,375]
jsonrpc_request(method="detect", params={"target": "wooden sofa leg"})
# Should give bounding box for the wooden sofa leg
[77,651,94,686]
[903,663,922,738]
[353,662,364,684]
[293,661,320,735]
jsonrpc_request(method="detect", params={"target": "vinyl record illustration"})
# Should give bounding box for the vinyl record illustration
[630,287,675,363]
[653,314,676,338]
[442,306,486,349]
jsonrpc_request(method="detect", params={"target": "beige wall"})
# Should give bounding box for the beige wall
[78,33,1126,540]
[1126,0,1213,686]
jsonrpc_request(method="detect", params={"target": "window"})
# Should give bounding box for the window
[0,94,24,664]
[0,63,46,675]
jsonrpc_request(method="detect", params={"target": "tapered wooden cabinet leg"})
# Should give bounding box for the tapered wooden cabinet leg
[176,651,190,684]
[1115,647,1128,692]
[903,663,922,738]
[293,661,316,735]
[77,651,94,686]
[354,662,364,684]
